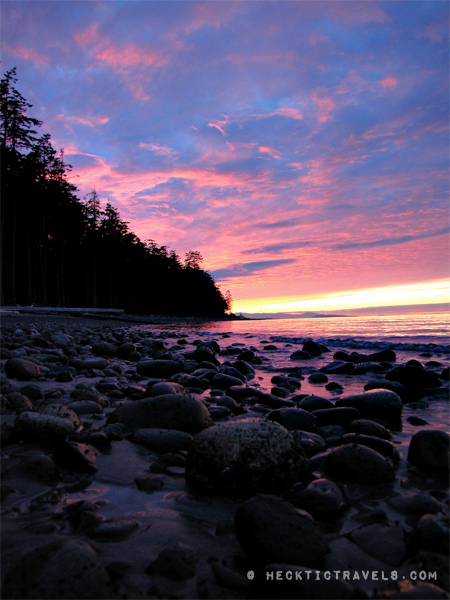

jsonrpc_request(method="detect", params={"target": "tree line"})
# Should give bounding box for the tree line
[0,68,232,317]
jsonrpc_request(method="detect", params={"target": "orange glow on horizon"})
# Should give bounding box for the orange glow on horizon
[233,279,450,314]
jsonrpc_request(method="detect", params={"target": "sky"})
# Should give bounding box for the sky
[2,0,449,315]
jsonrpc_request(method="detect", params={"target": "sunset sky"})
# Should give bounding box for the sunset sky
[2,1,449,314]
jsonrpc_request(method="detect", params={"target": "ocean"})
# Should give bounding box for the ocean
[141,311,450,443]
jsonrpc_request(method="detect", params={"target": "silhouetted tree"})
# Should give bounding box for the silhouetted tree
[1,69,230,317]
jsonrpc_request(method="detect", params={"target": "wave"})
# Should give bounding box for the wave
[269,335,450,354]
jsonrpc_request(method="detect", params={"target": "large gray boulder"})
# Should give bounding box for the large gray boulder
[335,389,402,429]
[185,418,309,496]
[235,493,329,567]
[108,394,212,433]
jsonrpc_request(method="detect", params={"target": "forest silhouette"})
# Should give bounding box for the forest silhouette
[1,68,231,317]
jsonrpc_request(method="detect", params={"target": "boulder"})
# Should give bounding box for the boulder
[298,395,333,411]
[235,493,329,567]
[324,443,396,484]
[407,430,449,474]
[312,407,360,427]
[2,538,114,599]
[14,411,76,443]
[108,393,212,433]
[185,418,309,496]
[146,381,185,396]
[4,358,41,381]
[335,389,402,430]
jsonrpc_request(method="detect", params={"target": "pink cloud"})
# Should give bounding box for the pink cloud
[56,114,110,128]
[380,76,398,89]
[4,43,48,65]
[258,146,281,159]
[311,92,336,122]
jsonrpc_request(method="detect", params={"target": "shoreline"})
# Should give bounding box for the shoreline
[1,314,448,599]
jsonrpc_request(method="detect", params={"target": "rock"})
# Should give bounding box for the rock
[118,341,136,357]
[235,493,329,567]
[146,543,198,580]
[136,359,182,377]
[3,392,32,411]
[212,373,245,390]
[308,372,329,384]
[146,381,185,396]
[290,350,313,360]
[303,339,322,355]
[407,430,449,474]
[320,360,354,374]
[324,443,396,484]
[267,407,317,432]
[364,379,409,402]
[16,453,58,479]
[92,341,118,356]
[69,356,110,371]
[131,428,193,453]
[386,365,441,390]
[135,473,166,491]
[108,393,212,433]
[409,512,449,555]
[312,407,361,427]
[389,491,441,515]
[14,411,76,442]
[247,564,365,599]
[2,538,114,599]
[38,403,81,428]
[185,418,309,496]
[52,441,100,472]
[334,350,371,363]
[350,522,406,566]
[232,360,255,378]
[298,395,334,411]
[369,349,396,362]
[290,478,347,519]
[339,433,397,458]
[4,358,41,381]
[89,518,140,541]
[348,418,392,440]
[291,431,327,457]
[335,389,402,430]
[69,400,103,415]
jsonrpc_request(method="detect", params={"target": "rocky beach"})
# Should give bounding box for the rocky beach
[1,313,449,599]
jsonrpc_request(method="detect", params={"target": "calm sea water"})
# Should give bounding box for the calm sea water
[206,312,450,348]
